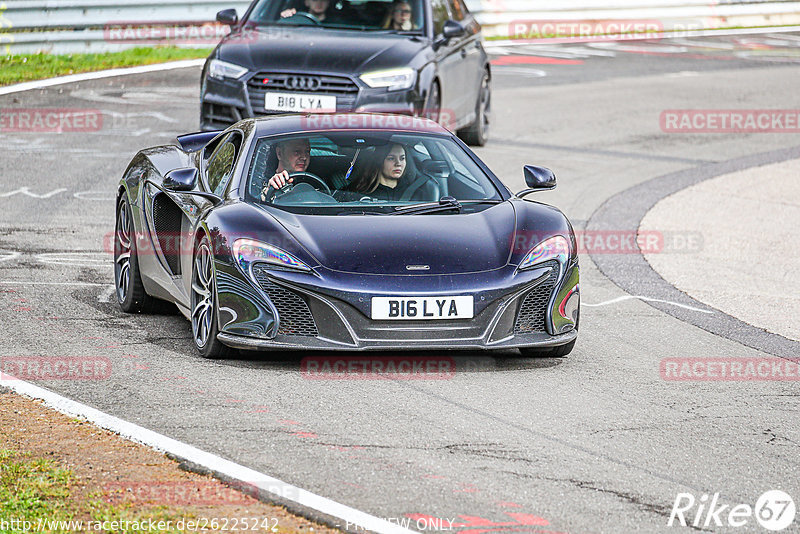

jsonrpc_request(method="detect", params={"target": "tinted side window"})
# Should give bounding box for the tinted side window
[431,0,450,34]
[206,134,240,196]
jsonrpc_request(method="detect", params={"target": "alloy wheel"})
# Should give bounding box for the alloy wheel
[114,199,132,303]
[191,241,214,348]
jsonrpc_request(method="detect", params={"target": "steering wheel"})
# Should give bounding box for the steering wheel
[279,11,321,25]
[262,172,331,203]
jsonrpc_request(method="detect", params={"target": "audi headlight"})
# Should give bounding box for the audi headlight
[360,68,416,91]
[233,239,311,273]
[208,59,249,80]
[518,236,570,271]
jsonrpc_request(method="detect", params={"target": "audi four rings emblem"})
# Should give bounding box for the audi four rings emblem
[287,76,322,91]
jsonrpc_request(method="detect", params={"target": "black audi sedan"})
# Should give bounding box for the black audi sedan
[200,0,491,145]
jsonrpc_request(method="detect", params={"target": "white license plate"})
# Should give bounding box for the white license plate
[371,296,474,320]
[264,92,336,112]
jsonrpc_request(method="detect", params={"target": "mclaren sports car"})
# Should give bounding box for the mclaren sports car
[114,114,579,358]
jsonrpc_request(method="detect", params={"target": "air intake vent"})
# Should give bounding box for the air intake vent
[152,193,183,276]
[514,261,560,334]
[252,267,319,337]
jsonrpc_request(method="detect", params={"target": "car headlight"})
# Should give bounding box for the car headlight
[360,68,416,91]
[233,239,311,273]
[518,236,570,271]
[208,59,249,80]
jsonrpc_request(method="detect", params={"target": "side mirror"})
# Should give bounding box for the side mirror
[516,165,556,198]
[164,168,198,192]
[442,19,466,39]
[216,9,239,26]
[435,20,466,48]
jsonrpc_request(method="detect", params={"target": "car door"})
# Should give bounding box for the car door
[430,0,465,124]
[447,0,483,125]
[173,132,242,302]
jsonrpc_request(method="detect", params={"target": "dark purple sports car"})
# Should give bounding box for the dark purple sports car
[114,114,579,358]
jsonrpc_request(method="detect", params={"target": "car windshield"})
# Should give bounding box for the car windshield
[245,0,425,33]
[245,130,503,214]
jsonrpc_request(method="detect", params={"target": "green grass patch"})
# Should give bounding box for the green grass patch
[0,47,212,87]
[0,448,200,533]
[0,449,75,524]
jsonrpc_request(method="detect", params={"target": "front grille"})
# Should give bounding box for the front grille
[514,261,560,335]
[252,267,319,337]
[247,72,359,113]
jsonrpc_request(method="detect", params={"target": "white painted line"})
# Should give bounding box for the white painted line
[0,378,419,534]
[0,187,67,199]
[492,67,548,78]
[73,191,117,201]
[584,295,714,314]
[0,59,206,96]
[664,71,701,78]
[0,250,20,263]
[36,252,111,268]
[104,110,179,124]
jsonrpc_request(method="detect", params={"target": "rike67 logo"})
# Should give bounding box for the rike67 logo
[669,490,796,531]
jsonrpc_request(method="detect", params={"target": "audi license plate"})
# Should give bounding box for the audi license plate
[264,92,336,113]
[371,296,474,320]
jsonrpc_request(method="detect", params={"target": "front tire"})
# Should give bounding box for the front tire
[458,71,491,146]
[423,81,441,124]
[191,236,234,359]
[115,195,151,313]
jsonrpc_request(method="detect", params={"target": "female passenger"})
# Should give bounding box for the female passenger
[382,1,416,31]
[346,143,412,201]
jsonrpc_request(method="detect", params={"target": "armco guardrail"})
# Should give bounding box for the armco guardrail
[1,0,800,54]
[0,0,252,54]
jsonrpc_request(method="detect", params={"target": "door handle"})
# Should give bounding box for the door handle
[460,47,468,58]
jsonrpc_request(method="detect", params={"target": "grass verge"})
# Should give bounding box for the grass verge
[0,47,212,87]
[0,391,340,533]
[0,449,193,533]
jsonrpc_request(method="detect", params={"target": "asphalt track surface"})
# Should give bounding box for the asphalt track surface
[2,34,800,533]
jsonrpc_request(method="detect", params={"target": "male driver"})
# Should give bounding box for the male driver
[281,0,332,22]
[260,138,311,201]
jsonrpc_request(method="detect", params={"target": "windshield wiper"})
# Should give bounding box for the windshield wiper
[338,210,387,216]
[391,196,462,216]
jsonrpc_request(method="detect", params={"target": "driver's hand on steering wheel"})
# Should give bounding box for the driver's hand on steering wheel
[280,8,297,17]
[260,171,293,201]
